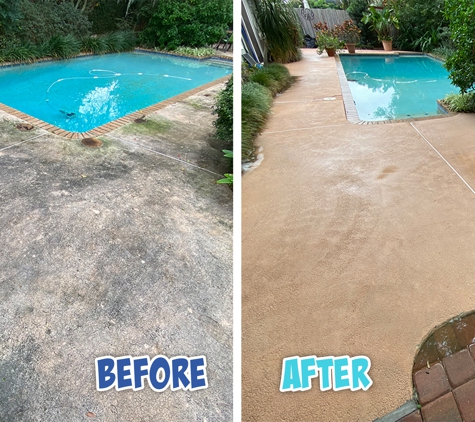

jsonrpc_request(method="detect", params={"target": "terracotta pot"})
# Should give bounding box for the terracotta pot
[382,40,393,51]
[325,47,336,57]
[346,43,356,54]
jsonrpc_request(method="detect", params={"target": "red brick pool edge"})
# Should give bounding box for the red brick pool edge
[0,75,230,139]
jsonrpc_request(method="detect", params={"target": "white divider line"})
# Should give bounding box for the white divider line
[107,134,222,177]
[263,123,348,135]
[0,133,48,153]
[410,122,475,196]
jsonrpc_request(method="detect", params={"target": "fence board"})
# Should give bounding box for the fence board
[295,8,351,36]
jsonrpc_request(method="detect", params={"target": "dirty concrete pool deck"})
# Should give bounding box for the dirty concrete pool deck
[242,49,475,421]
[0,83,232,421]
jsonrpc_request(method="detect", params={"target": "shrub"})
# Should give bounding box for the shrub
[253,0,301,63]
[140,0,232,50]
[88,0,129,34]
[442,92,475,113]
[81,36,108,55]
[18,0,92,44]
[213,76,233,143]
[42,34,81,59]
[242,82,273,160]
[173,46,216,58]
[249,63,292,96]
[392,0,447,52]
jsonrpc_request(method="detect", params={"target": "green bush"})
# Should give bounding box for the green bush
[242,82,273,160]
[88,0,129,34]
[81,36,108,55]
[173,46,216,58]
[442,92,475,112]
[41,34,81,59]
[249,63,292,96]
[140,0,232,50]
[444,0,475,92]
[213,76,233,143]
[392,0,447,52]
[17,0,92,44]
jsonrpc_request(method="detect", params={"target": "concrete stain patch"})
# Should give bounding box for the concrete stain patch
[0,83,232,421]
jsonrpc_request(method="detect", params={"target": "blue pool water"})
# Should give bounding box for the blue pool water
[0,52,231,132]
[340,55,456,121]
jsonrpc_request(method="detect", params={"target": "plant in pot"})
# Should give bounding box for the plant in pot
[362,5,399,51]
[334,20,361,54]
[314,22,342,57]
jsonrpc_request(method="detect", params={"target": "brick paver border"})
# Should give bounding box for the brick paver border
[0,51,231,139]
[334,52,457,125]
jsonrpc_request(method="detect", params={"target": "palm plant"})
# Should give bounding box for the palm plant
[253,0,301,63]
[362,6,399,41]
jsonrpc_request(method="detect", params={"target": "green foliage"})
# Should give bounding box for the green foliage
[213,76,233,143]
[81,36,107,55]
[42,34,81,59]
[217,173,233,185]
[0,0,21,36]
[88,0,129,34]
[242,82,273,160]
[217,150,233,186]
[347,0,377,46]
[393,0,447,52]
[173,46,216,57]
[443,92,475,112]
[18,0,92,44]
[362,6,399,41]
[248,63,292,96]
[431,46,456,61]
[444,0,475,93]
[307,0,341,9]
[0,30,136,64]
[253,0,301,63]
[140,0,232,50]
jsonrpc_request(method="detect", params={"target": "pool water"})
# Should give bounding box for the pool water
[0,52,231,132]
[340,55,456,121]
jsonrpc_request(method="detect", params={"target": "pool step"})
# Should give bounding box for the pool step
[206,58,233,69]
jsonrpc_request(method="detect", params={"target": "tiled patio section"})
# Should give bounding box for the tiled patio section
[0,75,230,139]
[397,312,475,422]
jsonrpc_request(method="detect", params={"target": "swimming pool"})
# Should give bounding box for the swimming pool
[339,54,456,121]
[0,52,231,133]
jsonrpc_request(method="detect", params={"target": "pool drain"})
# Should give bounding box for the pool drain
[81,138,103,148]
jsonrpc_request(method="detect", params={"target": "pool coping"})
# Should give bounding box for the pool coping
[0,50,232,139]
[335,52,457,125]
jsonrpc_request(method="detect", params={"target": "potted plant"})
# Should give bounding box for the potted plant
[362,6,399,51]
[334,20,361,54]
[314,22,343,57]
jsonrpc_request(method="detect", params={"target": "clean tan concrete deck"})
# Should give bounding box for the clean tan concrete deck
[242,49,475,421]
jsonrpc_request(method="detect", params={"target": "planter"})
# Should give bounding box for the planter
[325,47,336,57]
[382,40,393,51]
[346,43,356,54]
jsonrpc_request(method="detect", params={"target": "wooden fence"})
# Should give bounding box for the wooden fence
[295,8,351,36]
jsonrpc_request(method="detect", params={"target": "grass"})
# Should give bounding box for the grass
[442,92,475,112]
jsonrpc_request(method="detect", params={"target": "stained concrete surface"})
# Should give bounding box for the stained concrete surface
[242,49,475,421]
[0,84,232,421]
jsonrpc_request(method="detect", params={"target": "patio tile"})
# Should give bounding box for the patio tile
[443,348,475,388]
[414,363,450,406]
[421,393,462,422]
